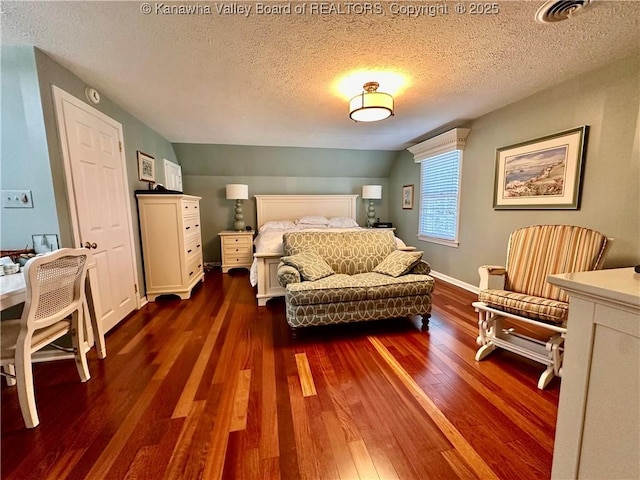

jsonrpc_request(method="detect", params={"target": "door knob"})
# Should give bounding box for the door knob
[83,242,98,249]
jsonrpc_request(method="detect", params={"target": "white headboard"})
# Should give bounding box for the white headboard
[255,195,359,229]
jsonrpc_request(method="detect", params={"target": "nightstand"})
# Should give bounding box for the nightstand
[219,230,254,273]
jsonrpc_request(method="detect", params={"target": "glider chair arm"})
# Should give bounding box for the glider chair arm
[478,265,506,291]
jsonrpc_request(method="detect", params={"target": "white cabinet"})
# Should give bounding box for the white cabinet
[137,194,204,301]
[548,268,640,480]
[219,230,254,273]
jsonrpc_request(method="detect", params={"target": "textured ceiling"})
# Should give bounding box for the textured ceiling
[2,1,639,151]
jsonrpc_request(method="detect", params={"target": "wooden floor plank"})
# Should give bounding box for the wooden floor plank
[1,271,559,480]
[294,352,317,397]
[230,369,252,432]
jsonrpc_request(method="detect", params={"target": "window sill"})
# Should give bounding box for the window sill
[417,235,459,248]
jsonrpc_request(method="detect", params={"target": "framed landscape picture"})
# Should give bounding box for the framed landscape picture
[402,184,414,209]
[493,126,588,209]
[137,151,155,183]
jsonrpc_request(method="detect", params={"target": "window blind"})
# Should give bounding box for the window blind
[419,150,461,242]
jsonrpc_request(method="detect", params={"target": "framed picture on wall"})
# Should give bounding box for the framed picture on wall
[493,126,588,209]
[137,151,156,183]
[402,185,414,209]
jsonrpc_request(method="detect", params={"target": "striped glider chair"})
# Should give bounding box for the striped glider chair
[472,225,612,389]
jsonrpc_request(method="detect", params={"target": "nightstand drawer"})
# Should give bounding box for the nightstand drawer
[224,235,252,247]
[223,244,252,255]
[224,254,253,266]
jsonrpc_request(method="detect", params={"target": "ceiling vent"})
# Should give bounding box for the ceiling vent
[535,0,595,23]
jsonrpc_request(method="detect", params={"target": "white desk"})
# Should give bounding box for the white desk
[0,272,27,309]
[0,268,107,359]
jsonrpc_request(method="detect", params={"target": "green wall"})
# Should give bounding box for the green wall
[8,47,637,296]
[32,48,179,296]
[175,144,395,262]
[0,46,59,249]
[390,54,640,287]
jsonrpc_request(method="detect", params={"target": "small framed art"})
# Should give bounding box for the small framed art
[137,151,156,183]
[402,184,414,209]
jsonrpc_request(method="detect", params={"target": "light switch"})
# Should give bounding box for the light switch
[2,190,34,208]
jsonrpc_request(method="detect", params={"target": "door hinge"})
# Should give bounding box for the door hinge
[134,283,138,294]
[119,141,122,153]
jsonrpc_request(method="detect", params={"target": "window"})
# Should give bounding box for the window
[419,150,462,246]
[407,128,470,248]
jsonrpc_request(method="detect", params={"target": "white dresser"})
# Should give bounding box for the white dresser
[219,230,254,273]
[137,194,204,301]
[548,268,640,480]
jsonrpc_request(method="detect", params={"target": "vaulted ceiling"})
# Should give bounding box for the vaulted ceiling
[2,1,639,150]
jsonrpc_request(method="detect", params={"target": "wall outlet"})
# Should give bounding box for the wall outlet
[2,190,34,208]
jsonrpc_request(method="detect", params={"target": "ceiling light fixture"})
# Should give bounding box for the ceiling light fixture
[349,82,394,122]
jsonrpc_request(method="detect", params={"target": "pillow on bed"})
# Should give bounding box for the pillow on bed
[328,216,359,228]
[373,250,423,277]
[281,250,335,281]
[259,220,296,233]
[295,215,330,226]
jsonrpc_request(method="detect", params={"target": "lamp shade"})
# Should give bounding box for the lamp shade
[226,184,249,200]
[362,185,382,200]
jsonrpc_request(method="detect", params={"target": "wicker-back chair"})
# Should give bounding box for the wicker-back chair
[0,248,91,427]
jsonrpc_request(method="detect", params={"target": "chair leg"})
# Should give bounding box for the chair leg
[15,342,39,428]
[549,334,565,377]
[475,310,498,361]
[2,364,17,386]
[85,295,107,359]
[71,310,91,383]
[475,343,497,361]
[476,309,492,346]
[421,314,430,331]
[537,366,556,390]
[536,334,565,389]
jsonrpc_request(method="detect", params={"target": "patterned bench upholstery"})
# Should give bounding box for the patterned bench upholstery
[277,230,434,329]
[473,224,611,389]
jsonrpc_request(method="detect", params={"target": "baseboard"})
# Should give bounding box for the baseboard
[430,270,479,294]
[138,296,148,308]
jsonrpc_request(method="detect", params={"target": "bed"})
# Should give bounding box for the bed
[251,194,409,306]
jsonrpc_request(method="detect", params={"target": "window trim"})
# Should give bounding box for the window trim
[408,128,470,248]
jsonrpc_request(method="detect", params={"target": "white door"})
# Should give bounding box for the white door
[163,159,183,191]
[53,87,138,333]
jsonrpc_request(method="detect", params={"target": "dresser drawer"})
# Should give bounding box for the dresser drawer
[182,200,200,217]
[185,235,202,258]
[186,255,203,280]
[183,216,201,235]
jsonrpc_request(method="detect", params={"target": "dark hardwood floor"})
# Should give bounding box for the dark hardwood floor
[1,270,559,479]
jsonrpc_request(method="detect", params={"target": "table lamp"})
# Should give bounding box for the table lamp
[226,184,249,231]
[362,185,382,227]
